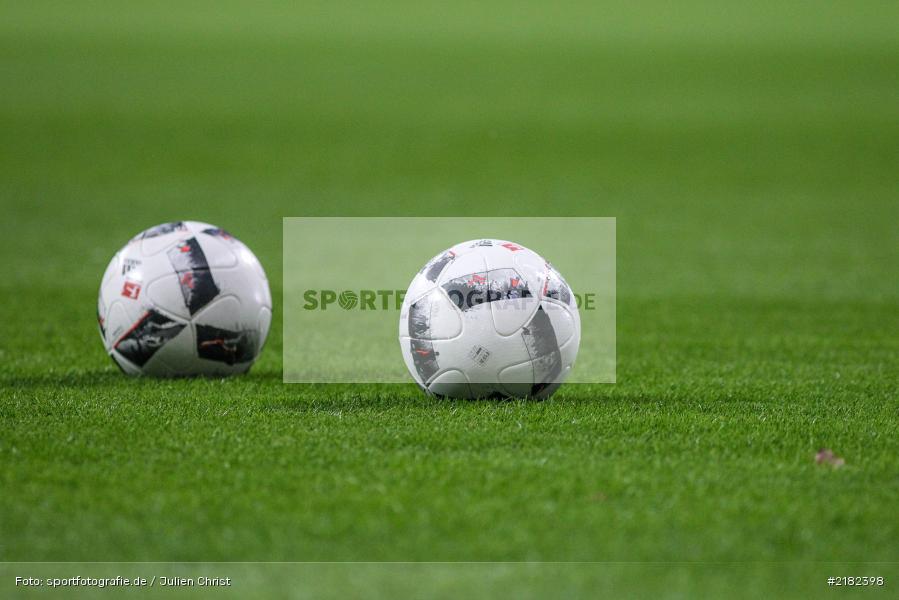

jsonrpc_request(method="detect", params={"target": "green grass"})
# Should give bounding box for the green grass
[1,1,898,597]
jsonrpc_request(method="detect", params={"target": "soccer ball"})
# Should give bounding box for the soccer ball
[97,221,272,376]
[399,239,580,399]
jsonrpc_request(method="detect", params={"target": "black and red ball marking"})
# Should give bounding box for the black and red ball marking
[441,268,532,311]
[113,309,186,367]
[202,227,236,242]
[422,250,456,282]
[166,237,220,315]
[97,307,106,338]
[409,338,439,384]
[407,290,441,383]
[520,305,563,397]
[195,325,258,365]
[132,221,187,241]
[542,263,572,305]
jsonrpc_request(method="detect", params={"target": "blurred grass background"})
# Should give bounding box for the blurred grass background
[1,1,897,595]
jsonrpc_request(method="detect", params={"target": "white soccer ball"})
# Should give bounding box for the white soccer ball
[399,239,580,399]
[97,221,272,376]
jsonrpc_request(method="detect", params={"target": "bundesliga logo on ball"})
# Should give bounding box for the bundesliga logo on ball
[97,221,272,376]
[399,239,581,399]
